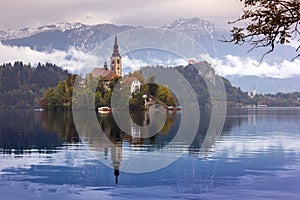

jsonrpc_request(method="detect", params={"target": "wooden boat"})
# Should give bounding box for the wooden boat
[167,106,183,111]
[34,108,44,112]
[98,107,111,114]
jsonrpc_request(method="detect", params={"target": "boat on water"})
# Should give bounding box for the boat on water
[167,106,174,111]
[257,104,268,107]
[167,106,182,111]
[98,107,111,114]
[34,108,44,112]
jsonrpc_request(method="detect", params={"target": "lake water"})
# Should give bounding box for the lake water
[0,108,299,200]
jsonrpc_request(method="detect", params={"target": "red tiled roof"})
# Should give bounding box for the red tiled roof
[123,77,139,84]
[90,68,110,77]
[103,71,118,81]
[90,68,118,81]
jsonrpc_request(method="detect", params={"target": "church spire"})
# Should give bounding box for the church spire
[104,61,108,70]
[110,34,122,77]
[112,35,120,57]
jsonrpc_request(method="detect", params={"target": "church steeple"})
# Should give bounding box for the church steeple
[112,35,120,57]
[104,61,108,70]
[110,35,122,77]
[111,142,122,184]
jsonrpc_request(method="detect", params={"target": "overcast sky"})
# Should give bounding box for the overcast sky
[1,0,299,79]
[0,0,243,30]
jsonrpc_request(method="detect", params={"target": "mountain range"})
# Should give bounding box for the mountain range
[1,18,296,60]
[0,18,299,93]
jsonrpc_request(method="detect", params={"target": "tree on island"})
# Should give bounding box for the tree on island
[226,0,300,62]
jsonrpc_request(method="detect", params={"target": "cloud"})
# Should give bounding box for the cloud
[214,132,300,159]
[0,43,177,75]
[214,55,300,78]
[122,56,148,70]
[0,0,243,30]
[0,43,100,74]
[2,42,299,79]
[123,56,187,70]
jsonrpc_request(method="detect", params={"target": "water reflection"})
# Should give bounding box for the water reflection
[41,111,79,143]
[0,108,300,199]
[0,108,252,155]
[0,110,66,152]
[0,108,243,183]
[79,110,181,179]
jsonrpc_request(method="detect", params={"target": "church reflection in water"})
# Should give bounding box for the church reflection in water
[94,110,173,184]
[95,110,191,184]
[111,142,122,184]
[39,108,247,184]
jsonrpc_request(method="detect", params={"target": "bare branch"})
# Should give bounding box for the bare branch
[223,0,300,62]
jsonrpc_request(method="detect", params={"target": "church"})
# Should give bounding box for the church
[90,35,123,80]
[89,36,141,94]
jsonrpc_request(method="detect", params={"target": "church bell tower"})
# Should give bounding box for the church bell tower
[110,35,122,77]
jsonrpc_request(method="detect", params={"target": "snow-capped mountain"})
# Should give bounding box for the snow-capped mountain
[2,17,294,60]
[0,18,298,93]
[1,23,137,51]
[1,18,226,54]
[0,22,87,40]
[0,18,296,60]
[162,18,223,36]
[161,18,227,57]
[162,18,297,61]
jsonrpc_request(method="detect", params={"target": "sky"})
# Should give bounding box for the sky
[0,0,243,30]
[0,0,299,79]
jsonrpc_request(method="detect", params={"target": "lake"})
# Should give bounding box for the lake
[0,108,299,199]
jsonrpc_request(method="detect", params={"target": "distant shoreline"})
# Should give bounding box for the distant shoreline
[1,106,300,112]
[239,106,300,110]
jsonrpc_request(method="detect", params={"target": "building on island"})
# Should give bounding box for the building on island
[248,84,257,99]
[90,61,118,81]
[89,35,141,94]
[90,35,123,81]
[122,77,141,94]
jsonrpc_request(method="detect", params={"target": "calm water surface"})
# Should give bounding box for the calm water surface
[0,108,299,199]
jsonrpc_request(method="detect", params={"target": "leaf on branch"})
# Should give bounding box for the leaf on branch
[223,0,300,62]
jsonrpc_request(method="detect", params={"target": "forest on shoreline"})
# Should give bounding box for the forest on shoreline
[0,62,69,109]
[1,61,299,110]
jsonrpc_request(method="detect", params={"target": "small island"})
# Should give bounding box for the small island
[0,37,299,111]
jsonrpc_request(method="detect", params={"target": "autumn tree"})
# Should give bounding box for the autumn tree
[227,0,300,62]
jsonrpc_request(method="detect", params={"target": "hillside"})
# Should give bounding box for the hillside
[0,62,69,109]
[41,62,251,111]
[1,61,297,110]
[175,62,251,106]
[227,75,300,94]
